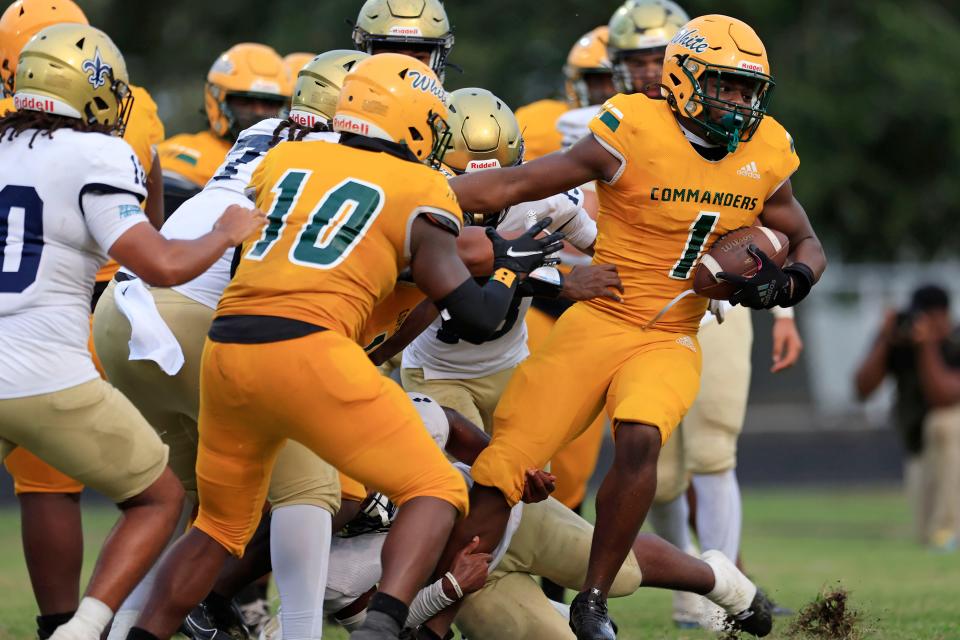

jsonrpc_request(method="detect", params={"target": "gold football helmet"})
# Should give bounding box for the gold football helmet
[607,0,689,94]
[662,15,774,152]
[0,0,89,97]
[443,88,522,174]
[204,43,291,140]
[288,50,369,128]
[334,53,450,168]
[13,23,133,133]
[352,0,454,78]
[564,26,614,108]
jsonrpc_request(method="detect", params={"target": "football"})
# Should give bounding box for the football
[692,226,790,300]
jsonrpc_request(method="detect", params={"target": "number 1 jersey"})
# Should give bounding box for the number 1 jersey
[217,140,463,343]
[586,94,799,334]
[0,130,148,397]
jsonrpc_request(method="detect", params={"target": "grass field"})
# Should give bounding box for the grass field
[0,488,958,640]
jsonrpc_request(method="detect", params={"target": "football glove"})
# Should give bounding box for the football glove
[718,246,815,309]
[487,217,565,275]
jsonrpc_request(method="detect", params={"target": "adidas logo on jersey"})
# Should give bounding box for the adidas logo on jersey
[737,161,761,180]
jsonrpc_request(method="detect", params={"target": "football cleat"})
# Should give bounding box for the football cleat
[727,589,774,637]
[183,596,251,640]
[569,589,617,640]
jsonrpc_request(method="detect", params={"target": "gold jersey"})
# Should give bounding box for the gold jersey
[217,139,462,343]
[515,99,568,161]
[587,94,799,334]
[156,129,232,188]
[359,280,426,352]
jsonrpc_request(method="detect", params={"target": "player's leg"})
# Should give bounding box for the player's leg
[684,305,753,561]
[457,571,576,640]
[270,332,466,639]
[924,404,960,549]
[438,304,620,592]
[0,379,183,640]
[3,450,84,636]
[572,334,702,639]
[400,368,485,431]
[266,441,341,640]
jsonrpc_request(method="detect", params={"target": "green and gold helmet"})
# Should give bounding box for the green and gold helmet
[13,23,133,133]
[352,0,454,79]
[608,0,689,93]
[289,50,369,128]
[443,87,523,175]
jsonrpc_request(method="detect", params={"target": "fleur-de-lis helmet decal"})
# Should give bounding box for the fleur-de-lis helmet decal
[82,47,112,90]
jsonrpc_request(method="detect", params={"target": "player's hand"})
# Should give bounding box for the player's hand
[212,204,267,245]
[718,245,792,310]
[521,468,556,503]
[771,317,803,373]
[488,217,565,275]
[447,537,492,597]
[561,264,624,302]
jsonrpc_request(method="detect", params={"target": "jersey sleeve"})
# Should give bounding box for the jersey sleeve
[588,95,633,184]
[83,136,149,203]
[123,86,165,173]
[81,191,149,253]
[760,117,801,200]
[410,169,464,236]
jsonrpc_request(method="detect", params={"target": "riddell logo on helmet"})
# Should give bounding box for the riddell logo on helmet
[13,95,55,113]
[332,115,370,135]
[389,25,423,36]
[289,110,318,127]
[466,159,501,172]
[738,60,765,73]
[670,29,709,53]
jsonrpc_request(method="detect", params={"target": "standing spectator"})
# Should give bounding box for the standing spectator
[855,285,960,551]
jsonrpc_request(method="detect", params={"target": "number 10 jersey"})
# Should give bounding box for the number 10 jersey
[217,139,464,343]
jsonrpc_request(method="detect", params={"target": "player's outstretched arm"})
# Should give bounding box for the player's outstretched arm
[449,134,620,215]
[109,204,265,287]
[760,179,827,282]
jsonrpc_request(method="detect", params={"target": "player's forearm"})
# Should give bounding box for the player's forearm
[368,299,439,366]
[916,342,960,407]
[144,151,165,229]
[789,235,826,283]
[437,273,518,344]
[138,232,233,287]
[444,407,491,465]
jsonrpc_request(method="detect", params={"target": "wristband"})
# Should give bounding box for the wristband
[444,571,464,599]
[490,268,517,288]
[782,263,815,307]
[770,306,795,319]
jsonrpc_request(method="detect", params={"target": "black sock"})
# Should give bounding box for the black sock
[367,592,408,629]
[204,591,234,610]
[36,612,75,640]
[126,627,160,640]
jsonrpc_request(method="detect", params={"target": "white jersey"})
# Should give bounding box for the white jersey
[145,118,338,309]
[557,104,602,150]
[0,130,147,398]
[402,190,594,380]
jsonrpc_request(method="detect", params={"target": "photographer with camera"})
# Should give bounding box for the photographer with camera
[855,285,960,551]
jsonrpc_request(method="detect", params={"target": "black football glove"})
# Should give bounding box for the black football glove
[718,245,815,309]
[486,217,565,275]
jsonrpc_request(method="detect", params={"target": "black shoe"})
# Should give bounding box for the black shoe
[728,589,774,637]
[570,589,617,640]
[183,595,251,640]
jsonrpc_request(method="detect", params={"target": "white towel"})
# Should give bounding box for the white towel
[113,279,185,375]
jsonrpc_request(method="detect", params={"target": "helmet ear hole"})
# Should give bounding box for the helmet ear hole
[408,126,423,141]
[93,96,108,110]
[669,73,682,87]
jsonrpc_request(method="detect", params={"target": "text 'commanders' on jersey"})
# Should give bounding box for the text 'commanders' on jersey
[587,93,798,333]
[216,139,463,342]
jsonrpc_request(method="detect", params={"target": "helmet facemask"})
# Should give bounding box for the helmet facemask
[676,56,774,152]
[109,76,135,136]
[354,32,453,81]
[424,110,451,170]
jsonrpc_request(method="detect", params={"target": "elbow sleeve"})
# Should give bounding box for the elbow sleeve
[436,269,518,343]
